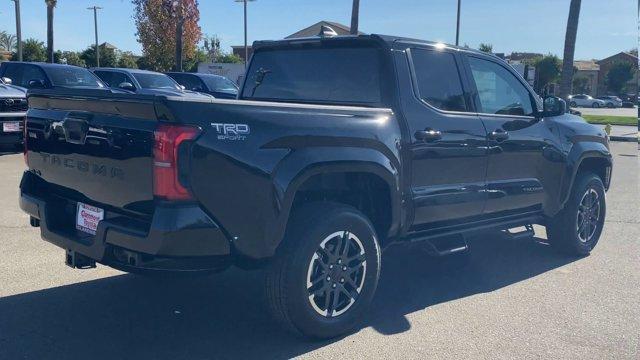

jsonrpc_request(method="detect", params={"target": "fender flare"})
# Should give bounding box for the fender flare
[263,147,402,255]
[558,141,612,209]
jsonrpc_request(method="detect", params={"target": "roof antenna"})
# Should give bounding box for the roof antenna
[317,25,338,38]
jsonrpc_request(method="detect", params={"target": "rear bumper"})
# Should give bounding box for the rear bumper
[19,171,232,272]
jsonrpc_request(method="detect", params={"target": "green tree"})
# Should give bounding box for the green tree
[478,43,493,53]
[13,38,46,62]
[118,51,139,69]
[184,48,209,72]
[217,53,243,64]
[81,44,118,68]
[54,50,86,67]
[605,62,634,95]
[0,31,17,51]
[572,76,590,94]
[533,54,561,94]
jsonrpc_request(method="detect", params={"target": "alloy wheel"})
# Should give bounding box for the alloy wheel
[306,231,367,317]
[576,188,601,243]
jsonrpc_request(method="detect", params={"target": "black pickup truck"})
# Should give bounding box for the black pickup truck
[19,34,612,339]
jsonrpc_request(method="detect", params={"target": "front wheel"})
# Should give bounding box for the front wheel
[265,202,381,339]
[569,101,577,107]
[547,173,606,256]
[592,102,600,108]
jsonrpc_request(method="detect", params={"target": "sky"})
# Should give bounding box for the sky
[0,0,637,60]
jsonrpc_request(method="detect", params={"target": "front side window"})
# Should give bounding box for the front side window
[468,57,534,116]
[411,48,468,112]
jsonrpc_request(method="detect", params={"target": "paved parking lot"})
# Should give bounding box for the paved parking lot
[0,142,638,360]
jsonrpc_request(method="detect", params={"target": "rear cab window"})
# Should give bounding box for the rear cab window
[410,48,468,112]
[44,66,105,89]
[240,41,388,107]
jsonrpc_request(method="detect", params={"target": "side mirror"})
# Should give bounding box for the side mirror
[179,85,186,91]
[118,82,136,92]
[27,79,46,89]
[1,77,12,85]
[542,96,567,117]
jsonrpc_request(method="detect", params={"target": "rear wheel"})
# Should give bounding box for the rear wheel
[569,101,577,107]
[265,202,381,339]
[592,102,600,108]
[547,173,606,256]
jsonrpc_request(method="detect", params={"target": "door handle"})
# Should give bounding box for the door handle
[488,129,509,142]
[414,128,442,142]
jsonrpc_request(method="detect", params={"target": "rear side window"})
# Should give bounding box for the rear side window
[242,46,383,106]
[410,49,468,112]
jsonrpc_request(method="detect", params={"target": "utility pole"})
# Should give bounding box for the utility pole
[87,6,102,67]
[12,0,22,61]
[235,0,255,69]
[350,0,360,35]
[455,0,461,46]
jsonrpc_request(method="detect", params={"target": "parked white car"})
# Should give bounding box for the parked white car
[596,96,623,108]
[568,94,607,108]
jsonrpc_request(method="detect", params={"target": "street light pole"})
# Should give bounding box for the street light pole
[12,0,22,61]
[455,0,461,46]
[235,0,255,69]
[88,6,102,67]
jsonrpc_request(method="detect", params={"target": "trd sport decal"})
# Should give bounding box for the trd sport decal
[211,123,250,141]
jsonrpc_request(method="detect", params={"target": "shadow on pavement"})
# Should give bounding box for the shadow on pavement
[0,231,577,360]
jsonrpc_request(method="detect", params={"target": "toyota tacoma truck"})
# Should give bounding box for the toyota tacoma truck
[19,33,612,339]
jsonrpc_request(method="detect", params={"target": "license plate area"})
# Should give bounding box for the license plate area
[2,121,21,133]
[76,202,104,235]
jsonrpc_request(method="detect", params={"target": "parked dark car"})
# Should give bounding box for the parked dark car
[0,62,107,90]
[166,72,239,99]
[92,68,213,99]
[0,76,27,149]
[20,33,612,339]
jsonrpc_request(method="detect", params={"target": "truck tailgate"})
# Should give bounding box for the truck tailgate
[25,94,158,216]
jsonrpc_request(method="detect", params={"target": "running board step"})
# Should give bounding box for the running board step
[421,234,469,257]
[503,224,535,240]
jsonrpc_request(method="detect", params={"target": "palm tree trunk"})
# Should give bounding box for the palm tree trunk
[558,0,582,99]
[350,0,360,35]
[46,2,54,63]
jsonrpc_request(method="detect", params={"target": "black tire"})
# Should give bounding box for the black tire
[569,101,577,107]
[592,102,600,108]
[265,202,381,339]
[607,103,614,108]
[547,173,606,256]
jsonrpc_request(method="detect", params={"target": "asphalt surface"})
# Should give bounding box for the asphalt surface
[0,142,638,360]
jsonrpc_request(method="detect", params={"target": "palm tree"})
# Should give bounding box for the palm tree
[45,0,57,63]
[558,0,582,99]
[0,31,18,51]
[350,0,360,35]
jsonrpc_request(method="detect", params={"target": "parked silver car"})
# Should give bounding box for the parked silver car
[597,96,623,108]
[568,94,606,108]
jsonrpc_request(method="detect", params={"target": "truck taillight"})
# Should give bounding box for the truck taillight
[153,124,200,201]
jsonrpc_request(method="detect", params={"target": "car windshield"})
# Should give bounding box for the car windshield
[202,76,238,93]
[45,67,105,88]
[132,73,180,89]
